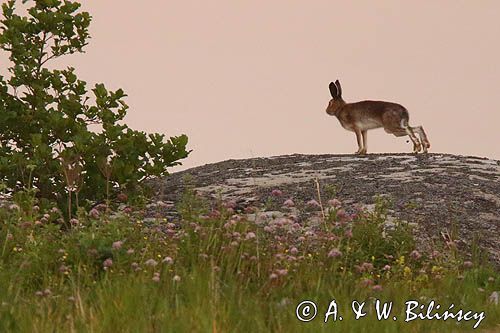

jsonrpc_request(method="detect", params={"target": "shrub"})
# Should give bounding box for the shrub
[0,0,190,216]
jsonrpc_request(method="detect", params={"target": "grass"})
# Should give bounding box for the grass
[0,186,499,332]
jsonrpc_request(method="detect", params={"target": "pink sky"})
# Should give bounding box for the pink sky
[3,1,500,170]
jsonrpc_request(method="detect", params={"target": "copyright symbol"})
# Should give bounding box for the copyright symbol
[295,300,317,322]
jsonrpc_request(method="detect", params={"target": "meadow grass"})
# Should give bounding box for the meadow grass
[0,187,499,332]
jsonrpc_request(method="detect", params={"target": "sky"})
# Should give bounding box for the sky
[2,1,500,171]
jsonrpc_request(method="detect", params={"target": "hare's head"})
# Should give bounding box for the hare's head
[326,80,345,116]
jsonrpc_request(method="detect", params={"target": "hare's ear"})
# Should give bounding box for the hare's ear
[334,80,342,98]
[329,82,338,98]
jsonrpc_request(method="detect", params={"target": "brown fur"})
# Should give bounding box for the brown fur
[326,80,430,154]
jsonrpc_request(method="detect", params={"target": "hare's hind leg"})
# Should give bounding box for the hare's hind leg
[387,126,421,153]
[411,126,430,153]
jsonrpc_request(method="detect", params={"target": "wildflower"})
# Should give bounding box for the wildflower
[131,262,140,271]
[9,204,20,211]
[103,258,113,269]
[33,205,40,212]
[430,250,441,259]
[224,200,237,209]
[278,298,291,308]
[20,222,32,229]
[327,199,342,208]
[410,250,422,260]
[162,256,174,265]
[68,296,76,302]
[35,291,44,297]
[360,279,374,287]
[275,253,285,260]
[6,233,13,241]
[123,207,133,214]
[383,265,391,271]
[283,199,295,207]
[489,291,499,305]
[152,272,160,282]
[245,232,256,240]
[59,265,69,273]
[209,209,221,219]
[290,247,299,255]
[336,209,347,220]
[95,204,107,212]
[328,249,342,258]
[263,226,273,232]
[463,261,473,269]
[344,229,353,238]
[277,269,288,276]
[34,220,42,226]
[244,206,256,213]
[145,259,158,267]
[43,289,52,296]
[112,241,123,250]
[372,285,383,292]
[173,275,181,282]
[361,262,374,272]
[89,208,100,219]
[126,248,135,255]
[306,199,320,208]
[271,189,283,196]
[403,266,412,277]
[488,277,495,283]
[269,273,278,280]
[117,193,128,202]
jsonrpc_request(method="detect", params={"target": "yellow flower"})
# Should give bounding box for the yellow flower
[431,266,442,274]
[403,266,412,277]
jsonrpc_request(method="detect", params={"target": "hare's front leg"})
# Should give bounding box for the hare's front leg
[354,129,366,155]
[361,130,368,154]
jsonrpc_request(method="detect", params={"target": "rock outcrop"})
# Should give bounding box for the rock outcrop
[152,153,500,265]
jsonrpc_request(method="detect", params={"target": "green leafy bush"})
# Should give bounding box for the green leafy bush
[0,0,190,216]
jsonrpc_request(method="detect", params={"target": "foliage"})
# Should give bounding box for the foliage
[0,190,498,332]
[0,0,190,215]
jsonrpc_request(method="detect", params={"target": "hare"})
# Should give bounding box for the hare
[325,80,430,155]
